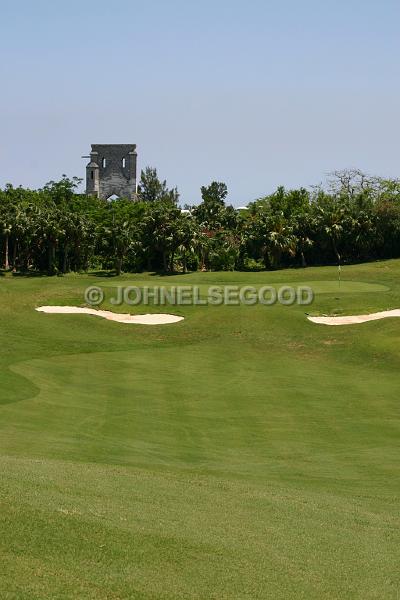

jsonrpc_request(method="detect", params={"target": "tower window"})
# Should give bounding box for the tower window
[102,158,106,168]
[122,157,126,168]
[91,170,94,179]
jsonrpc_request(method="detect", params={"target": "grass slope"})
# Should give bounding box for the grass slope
[0,261,399,599]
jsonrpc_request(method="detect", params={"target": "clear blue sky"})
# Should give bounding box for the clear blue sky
[1,0,399,205]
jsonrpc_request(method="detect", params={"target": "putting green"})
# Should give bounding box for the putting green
[97,279,389,294]
[0,260,399,599]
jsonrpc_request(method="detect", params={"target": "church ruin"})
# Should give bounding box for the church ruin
[84,144,137,200]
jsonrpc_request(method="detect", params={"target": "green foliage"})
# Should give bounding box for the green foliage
[1,168,400,274]
[137,166,179,204]
[192,181,231,228]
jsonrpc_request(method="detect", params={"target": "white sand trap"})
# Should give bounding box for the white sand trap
[36,306,184,325]
[308,309,400,326]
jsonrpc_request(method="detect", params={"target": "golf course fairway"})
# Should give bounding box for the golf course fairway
[0,260,399,599]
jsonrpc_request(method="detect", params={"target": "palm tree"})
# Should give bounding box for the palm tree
[0,213,12,269]
[246,212,296,269]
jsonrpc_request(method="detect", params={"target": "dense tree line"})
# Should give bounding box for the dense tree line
[1,168,400,274]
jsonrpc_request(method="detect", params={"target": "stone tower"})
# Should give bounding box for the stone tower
[84,144,137,200]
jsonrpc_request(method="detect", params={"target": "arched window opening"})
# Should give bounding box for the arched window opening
[122,157,126,168]
[91,170,94,179]
[102,158,106,168]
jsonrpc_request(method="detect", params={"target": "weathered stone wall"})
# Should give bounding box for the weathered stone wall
[85,144,137,200]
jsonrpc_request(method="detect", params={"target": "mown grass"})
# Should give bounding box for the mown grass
[0,260,399,599]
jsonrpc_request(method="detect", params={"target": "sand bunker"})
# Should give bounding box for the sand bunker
[36,306,184,325]
[308,309,400,326]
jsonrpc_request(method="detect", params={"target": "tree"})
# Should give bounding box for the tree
[0,189,13,269]
[192,181,228,228]
[42,175,83,205]
[1,168,400,275]
[142,200,182,272]
[173,214,203,273]
[101,199,144,276]
[137,167,179,204]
